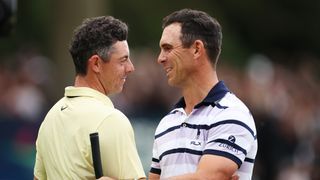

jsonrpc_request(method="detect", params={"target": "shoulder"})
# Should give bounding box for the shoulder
[219,92,249,110]
[217,92,253,119]
[105,109,130,123]
[98,108,132,130]
[154,108,182,135]
[97,109,135,143]
[40,97,66,125]
[214,93,256,132]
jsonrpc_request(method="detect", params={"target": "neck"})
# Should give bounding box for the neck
[182,67,218,115]
[74,74,108,95]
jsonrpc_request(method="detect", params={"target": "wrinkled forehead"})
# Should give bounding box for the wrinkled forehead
[159,23,182,47]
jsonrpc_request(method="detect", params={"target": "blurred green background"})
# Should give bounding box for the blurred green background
[0,0,320,179]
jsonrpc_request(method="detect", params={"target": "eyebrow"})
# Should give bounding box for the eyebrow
[160,43,173,48]
[118,54,129,59]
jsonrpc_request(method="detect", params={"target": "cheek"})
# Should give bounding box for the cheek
[173,58,184,72]
[111,66,124,81]
[171,51,188,66]
[100,66,114,84]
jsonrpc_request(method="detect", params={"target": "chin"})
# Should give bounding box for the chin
[168,78,183,88]
[109,87,123,95]
[116,86,124,93]
[167,80,176,87]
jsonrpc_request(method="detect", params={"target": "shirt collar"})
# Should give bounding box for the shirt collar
[174,81,230,109]
[64,86,114,108]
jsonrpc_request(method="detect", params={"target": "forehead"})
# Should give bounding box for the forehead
[159,23,182,46]
[110,40,129,56]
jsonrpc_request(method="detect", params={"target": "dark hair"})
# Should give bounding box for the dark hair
[162,9,222,65]
[69,16,128,75]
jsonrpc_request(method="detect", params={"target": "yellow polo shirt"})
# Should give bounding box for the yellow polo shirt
[34,86,145,180]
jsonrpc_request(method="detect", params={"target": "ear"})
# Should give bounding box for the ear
[87,55,101,73]
[193,40,205,59]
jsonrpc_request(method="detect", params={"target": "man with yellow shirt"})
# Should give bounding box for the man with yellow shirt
[33,16,146,180]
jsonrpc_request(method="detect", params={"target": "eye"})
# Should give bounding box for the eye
[162,45,172,52]
[164,47,171,51]
[120,56,129,64]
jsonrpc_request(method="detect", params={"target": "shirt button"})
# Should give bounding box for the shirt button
[182,123,187,127]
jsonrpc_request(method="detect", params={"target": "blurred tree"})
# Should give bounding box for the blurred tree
[108,0,320,66]
[0,0,15,37]
[0,0,319,77]
[50,0,109,94]
[217,0,320,64]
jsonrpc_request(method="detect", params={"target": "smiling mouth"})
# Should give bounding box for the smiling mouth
[165,67,173,75]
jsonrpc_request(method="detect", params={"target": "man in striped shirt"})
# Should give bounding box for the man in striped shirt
[149,9,257,180]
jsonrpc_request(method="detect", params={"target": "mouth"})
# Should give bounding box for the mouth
[121,76,127,82]
[165,67,173,76]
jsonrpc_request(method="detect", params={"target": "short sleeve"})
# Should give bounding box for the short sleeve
[203,108,256,168]
[97,110,146,179]
[150,137,161,175]
[34,139,47,180]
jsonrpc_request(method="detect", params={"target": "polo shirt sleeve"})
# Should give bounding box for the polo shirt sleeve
[97,110,146,179]
[34,139,47,180]
[203,107,256,168]
[150,137,161,175]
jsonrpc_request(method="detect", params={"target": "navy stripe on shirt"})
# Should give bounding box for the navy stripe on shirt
[244,157,255,163]
[203,149,242,168]
[159,148,203,161]
[150,167,161,175]
[152,158,160,163]
[155,119,256,140]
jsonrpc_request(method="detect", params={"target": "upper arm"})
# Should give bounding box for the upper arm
[165,154,238,180]
[34,138,46,180]
[198,107,256,179]
[97,111,145,179]
[149,139,161,177]
[148,172,160,180]
[196,154,238,179]
[204,107,257,164]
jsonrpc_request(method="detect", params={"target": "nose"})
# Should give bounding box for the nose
[126,58,135,73]
[157,50,166,64]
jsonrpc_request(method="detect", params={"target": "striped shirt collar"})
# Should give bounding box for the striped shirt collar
[174,81,230,109]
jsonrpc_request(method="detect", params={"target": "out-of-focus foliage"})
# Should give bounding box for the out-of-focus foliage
[110,0,320,66]
[1,0,320,65]
[0,1,320,180]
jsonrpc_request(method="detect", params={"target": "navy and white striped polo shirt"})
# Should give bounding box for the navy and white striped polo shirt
[150,81,257,179]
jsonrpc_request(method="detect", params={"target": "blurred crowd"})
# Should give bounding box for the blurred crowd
[0,47,56,178]
[219,54,320,180]
[0,48,319,180]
